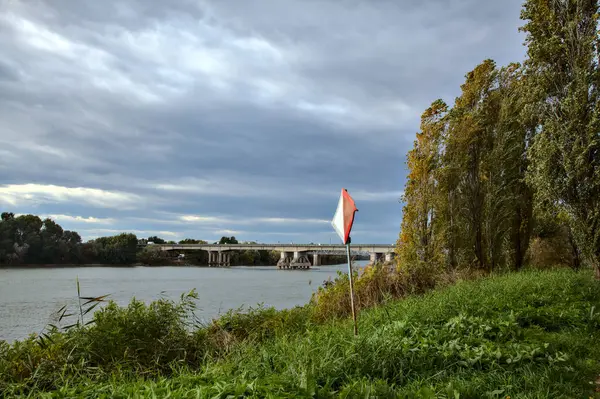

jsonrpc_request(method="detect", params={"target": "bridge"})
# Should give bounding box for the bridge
[157,243,396,269]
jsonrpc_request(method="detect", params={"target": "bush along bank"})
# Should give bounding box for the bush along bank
[1,267,600,397]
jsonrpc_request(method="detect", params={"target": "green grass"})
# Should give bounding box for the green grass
[2,269,600,398]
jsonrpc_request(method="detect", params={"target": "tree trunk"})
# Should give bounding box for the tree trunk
[567,227,581,270]
[475,226,486,270]
[514,236,523,271]
[448,191,457,269]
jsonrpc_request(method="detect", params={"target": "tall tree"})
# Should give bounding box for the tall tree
[218,236,239,244]
[488,63,534,270]
[398,61,536,274]
[14,214,43,263]
[62,230,82,263]
[40,218,64,263]
[91,233,139,264]
[444,60,499,270]
[397,99,448,274]
[0,213,15,263]
[147,236,166,244]
[435,60,535,272]
[521,0,600,277]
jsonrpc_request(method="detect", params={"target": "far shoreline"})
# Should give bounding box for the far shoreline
[0,263,353,269]
[0,263,253,269]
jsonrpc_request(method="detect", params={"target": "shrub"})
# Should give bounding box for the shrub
[311,263,406,322]
[0,329,71,392]
[526,236,579,270]
[0,290,206,394]
[309,261,482,322]
[137,247,173,266]
[72,290,202,373]
[207,304,311,352]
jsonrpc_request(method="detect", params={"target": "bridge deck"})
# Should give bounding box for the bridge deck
[157,244,395,253]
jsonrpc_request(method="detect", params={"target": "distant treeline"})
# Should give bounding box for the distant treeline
[0,212,139,265]
[0,212,350,266]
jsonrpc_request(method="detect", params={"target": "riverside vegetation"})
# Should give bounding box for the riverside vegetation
[2,0,600,396]
[1,269,599,397]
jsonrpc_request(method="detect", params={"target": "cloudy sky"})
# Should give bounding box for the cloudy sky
[0,0,526,244]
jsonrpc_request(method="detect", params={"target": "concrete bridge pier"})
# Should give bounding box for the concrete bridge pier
[385,252,395,263]
[370,252,384,264]
[312,253,321,267]
[208,251,231,267]
[290,251,311,269]
[277,251,293,269]
[219,251,231,267]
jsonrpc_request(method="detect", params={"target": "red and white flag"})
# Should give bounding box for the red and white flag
[331,188,358,244]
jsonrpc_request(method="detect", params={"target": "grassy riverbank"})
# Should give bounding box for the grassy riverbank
[2,268,600,397]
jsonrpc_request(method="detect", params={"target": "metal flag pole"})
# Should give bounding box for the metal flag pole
[346,237,358,336]
[331,188,359,336]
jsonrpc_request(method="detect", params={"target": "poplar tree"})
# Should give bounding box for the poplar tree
[491,64,534,270]
[521,0,600,277]
[444,60,499,270]
[397,100,448,275]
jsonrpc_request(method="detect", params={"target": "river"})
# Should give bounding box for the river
[0,262,369,343]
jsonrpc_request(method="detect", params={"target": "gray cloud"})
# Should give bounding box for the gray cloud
[0,0,526,243]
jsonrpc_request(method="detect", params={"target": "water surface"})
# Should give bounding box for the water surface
[0,262,367,343]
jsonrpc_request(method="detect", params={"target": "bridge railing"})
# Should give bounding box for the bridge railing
[153,243,396,253]
[152,244,395,247]
[153,244,394,247]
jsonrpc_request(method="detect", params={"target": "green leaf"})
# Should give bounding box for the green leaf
[83,302,100,316]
